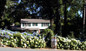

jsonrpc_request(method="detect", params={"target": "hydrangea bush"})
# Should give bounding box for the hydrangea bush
[57,36,86,50]
[0,29,86,50]
[0,29,46,48]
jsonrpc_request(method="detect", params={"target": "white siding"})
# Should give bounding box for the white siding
[21,23,50,30]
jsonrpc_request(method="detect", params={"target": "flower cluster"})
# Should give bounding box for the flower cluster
[57,36,86,50]
[0,29,46,48]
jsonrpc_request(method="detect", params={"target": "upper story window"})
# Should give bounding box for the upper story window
[22,23,27,27]
[33,23,38,26]
[28,23,31,26]
[41,23,49,27]
[22,23,24,27]
[22,23,31,27]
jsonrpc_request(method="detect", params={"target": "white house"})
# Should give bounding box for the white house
[21,19,50,33]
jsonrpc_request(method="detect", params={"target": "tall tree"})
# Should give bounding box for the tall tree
[62,0,84,37]
[0,0,6,28]
[0,0,6,17]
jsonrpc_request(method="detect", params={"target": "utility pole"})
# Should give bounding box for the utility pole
[83,5,86,33]
[83,0,86,39]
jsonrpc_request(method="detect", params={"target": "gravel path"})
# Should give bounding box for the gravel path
[0,47,84,51]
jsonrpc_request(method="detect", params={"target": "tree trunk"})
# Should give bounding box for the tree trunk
[62,2,68,37]
[55,0,61,35]
[82,4,86,39]
[0,0,6,18]
[50,18,54,30]
[0,0,6,28]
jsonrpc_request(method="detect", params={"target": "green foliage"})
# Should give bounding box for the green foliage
[15,22,20,26]
[57,36,86,50]
[49,24,56,31]
[67,31,75,39]
[0,32,46,48]
[41,29,54,47]
[41,29,54,40]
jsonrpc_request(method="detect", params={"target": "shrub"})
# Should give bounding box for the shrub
[0,29,46,48]
[15,22,20,26]
[41,29,54,47]
[57,36,86,50]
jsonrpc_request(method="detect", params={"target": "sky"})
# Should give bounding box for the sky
[18,0,21,3]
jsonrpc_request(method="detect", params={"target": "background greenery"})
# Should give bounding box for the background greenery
[0,0,86,40]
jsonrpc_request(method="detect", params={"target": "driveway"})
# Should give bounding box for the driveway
[0,47,84,51]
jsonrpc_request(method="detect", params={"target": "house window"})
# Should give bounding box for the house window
[28,23,31,26]
[33,23,38,26]
[41,23,49,27]
[41,23,43,27]
[22,23,24,27]
[25,23,27,26]
[47,23,49,26]
[22,23,28,27]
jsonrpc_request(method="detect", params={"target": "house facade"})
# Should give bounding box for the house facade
[21,19,50,33]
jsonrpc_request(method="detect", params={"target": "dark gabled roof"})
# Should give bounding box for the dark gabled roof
[21,19,50,23]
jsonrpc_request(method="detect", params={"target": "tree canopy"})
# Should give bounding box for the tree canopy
[0,0,85,39]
